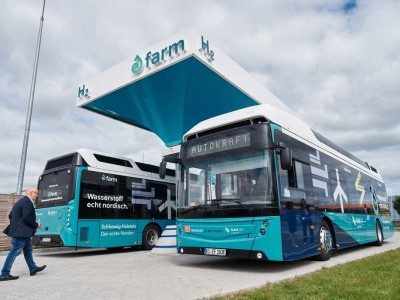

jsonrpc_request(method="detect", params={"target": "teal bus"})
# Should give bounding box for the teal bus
[34,149,176,250]
[162,104,394,261]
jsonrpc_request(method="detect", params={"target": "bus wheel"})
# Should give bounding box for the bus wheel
[316,220,333,261]
[373,221,383,246]
[142,224,161,250]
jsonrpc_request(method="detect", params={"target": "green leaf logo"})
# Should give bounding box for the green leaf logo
[131,55,143,74]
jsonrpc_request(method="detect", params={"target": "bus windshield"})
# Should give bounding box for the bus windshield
[37,168,76,208]
[179,150,277,218]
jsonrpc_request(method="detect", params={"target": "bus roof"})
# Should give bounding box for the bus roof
[183,104,381,180]
[43,149,175,180]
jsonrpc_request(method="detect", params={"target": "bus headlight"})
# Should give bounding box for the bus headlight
[260,229,266,235]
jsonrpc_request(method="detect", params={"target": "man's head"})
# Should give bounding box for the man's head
[26,186,39,201]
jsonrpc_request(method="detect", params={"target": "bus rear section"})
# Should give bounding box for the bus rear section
[34,149,176,250]
[34,166,76,247]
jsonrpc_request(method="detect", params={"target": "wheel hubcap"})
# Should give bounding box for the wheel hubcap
[146,229,159,246]
[377,225,383,242]
[320,227,332,253]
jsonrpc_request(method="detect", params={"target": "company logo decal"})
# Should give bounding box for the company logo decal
[225,227,244,234]
[352,216,364,227]
[184,226,191,233]
[102,174,118,182]
[131,39,185,75]
[131,55,143,74]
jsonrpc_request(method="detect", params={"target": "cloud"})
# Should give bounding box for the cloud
[0,0,399,198]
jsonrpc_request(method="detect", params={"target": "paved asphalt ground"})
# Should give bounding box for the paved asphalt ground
[1,232,399,300]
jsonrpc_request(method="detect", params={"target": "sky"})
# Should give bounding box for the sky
[0,0,399,196]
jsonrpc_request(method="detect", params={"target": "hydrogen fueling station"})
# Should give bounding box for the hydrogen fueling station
[76,27,292,148]
[76,27,296,254]
[76,27,393,260]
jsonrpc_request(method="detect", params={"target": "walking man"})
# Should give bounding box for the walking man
[1,186,46,281]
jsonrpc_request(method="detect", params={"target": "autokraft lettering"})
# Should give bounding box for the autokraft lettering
[188,133,251,158]
[102,174,118,182]
[131,39,185,74]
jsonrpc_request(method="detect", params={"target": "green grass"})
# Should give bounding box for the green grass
[212,248,400,300]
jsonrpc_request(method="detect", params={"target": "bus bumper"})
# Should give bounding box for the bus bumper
[178,246,269,260]
[33,235,64,247]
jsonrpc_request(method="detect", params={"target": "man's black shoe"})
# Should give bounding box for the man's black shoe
[30,265,46,276]
[0,274,19,281]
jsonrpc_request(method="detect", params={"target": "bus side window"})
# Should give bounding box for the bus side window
[278,154,290,197]
[287,161,305,189]
[279,156,310,205]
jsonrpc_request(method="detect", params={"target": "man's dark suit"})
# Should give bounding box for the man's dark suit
[1,193,46,280]
[5,196,38,238]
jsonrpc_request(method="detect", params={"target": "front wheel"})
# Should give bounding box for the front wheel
[373,221,383,246]
[142,224,161,250]
[315,220,333,261]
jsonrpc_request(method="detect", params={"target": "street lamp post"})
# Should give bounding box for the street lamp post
[16,0,46,195]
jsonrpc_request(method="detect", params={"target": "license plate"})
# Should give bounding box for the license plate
[204,248,226,256]
[41,237,51,243]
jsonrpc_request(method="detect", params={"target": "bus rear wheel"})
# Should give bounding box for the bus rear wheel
[316,220,333,261]
[373,221,383,246]
[142,224,161,250]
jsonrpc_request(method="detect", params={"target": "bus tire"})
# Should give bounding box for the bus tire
[373,221,383,246]
[315,220,333,261]
[142,224,161,250]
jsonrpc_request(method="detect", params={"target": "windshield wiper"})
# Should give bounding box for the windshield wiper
[179,205,207,215]
[207,198,252,209]
[208,199,223,206]
[219,198,251,209]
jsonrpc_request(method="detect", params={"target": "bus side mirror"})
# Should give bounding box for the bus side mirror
[281,148,293,170]
[159,160,167,179]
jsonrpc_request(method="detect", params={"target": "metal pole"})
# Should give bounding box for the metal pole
[16,0,46,195]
